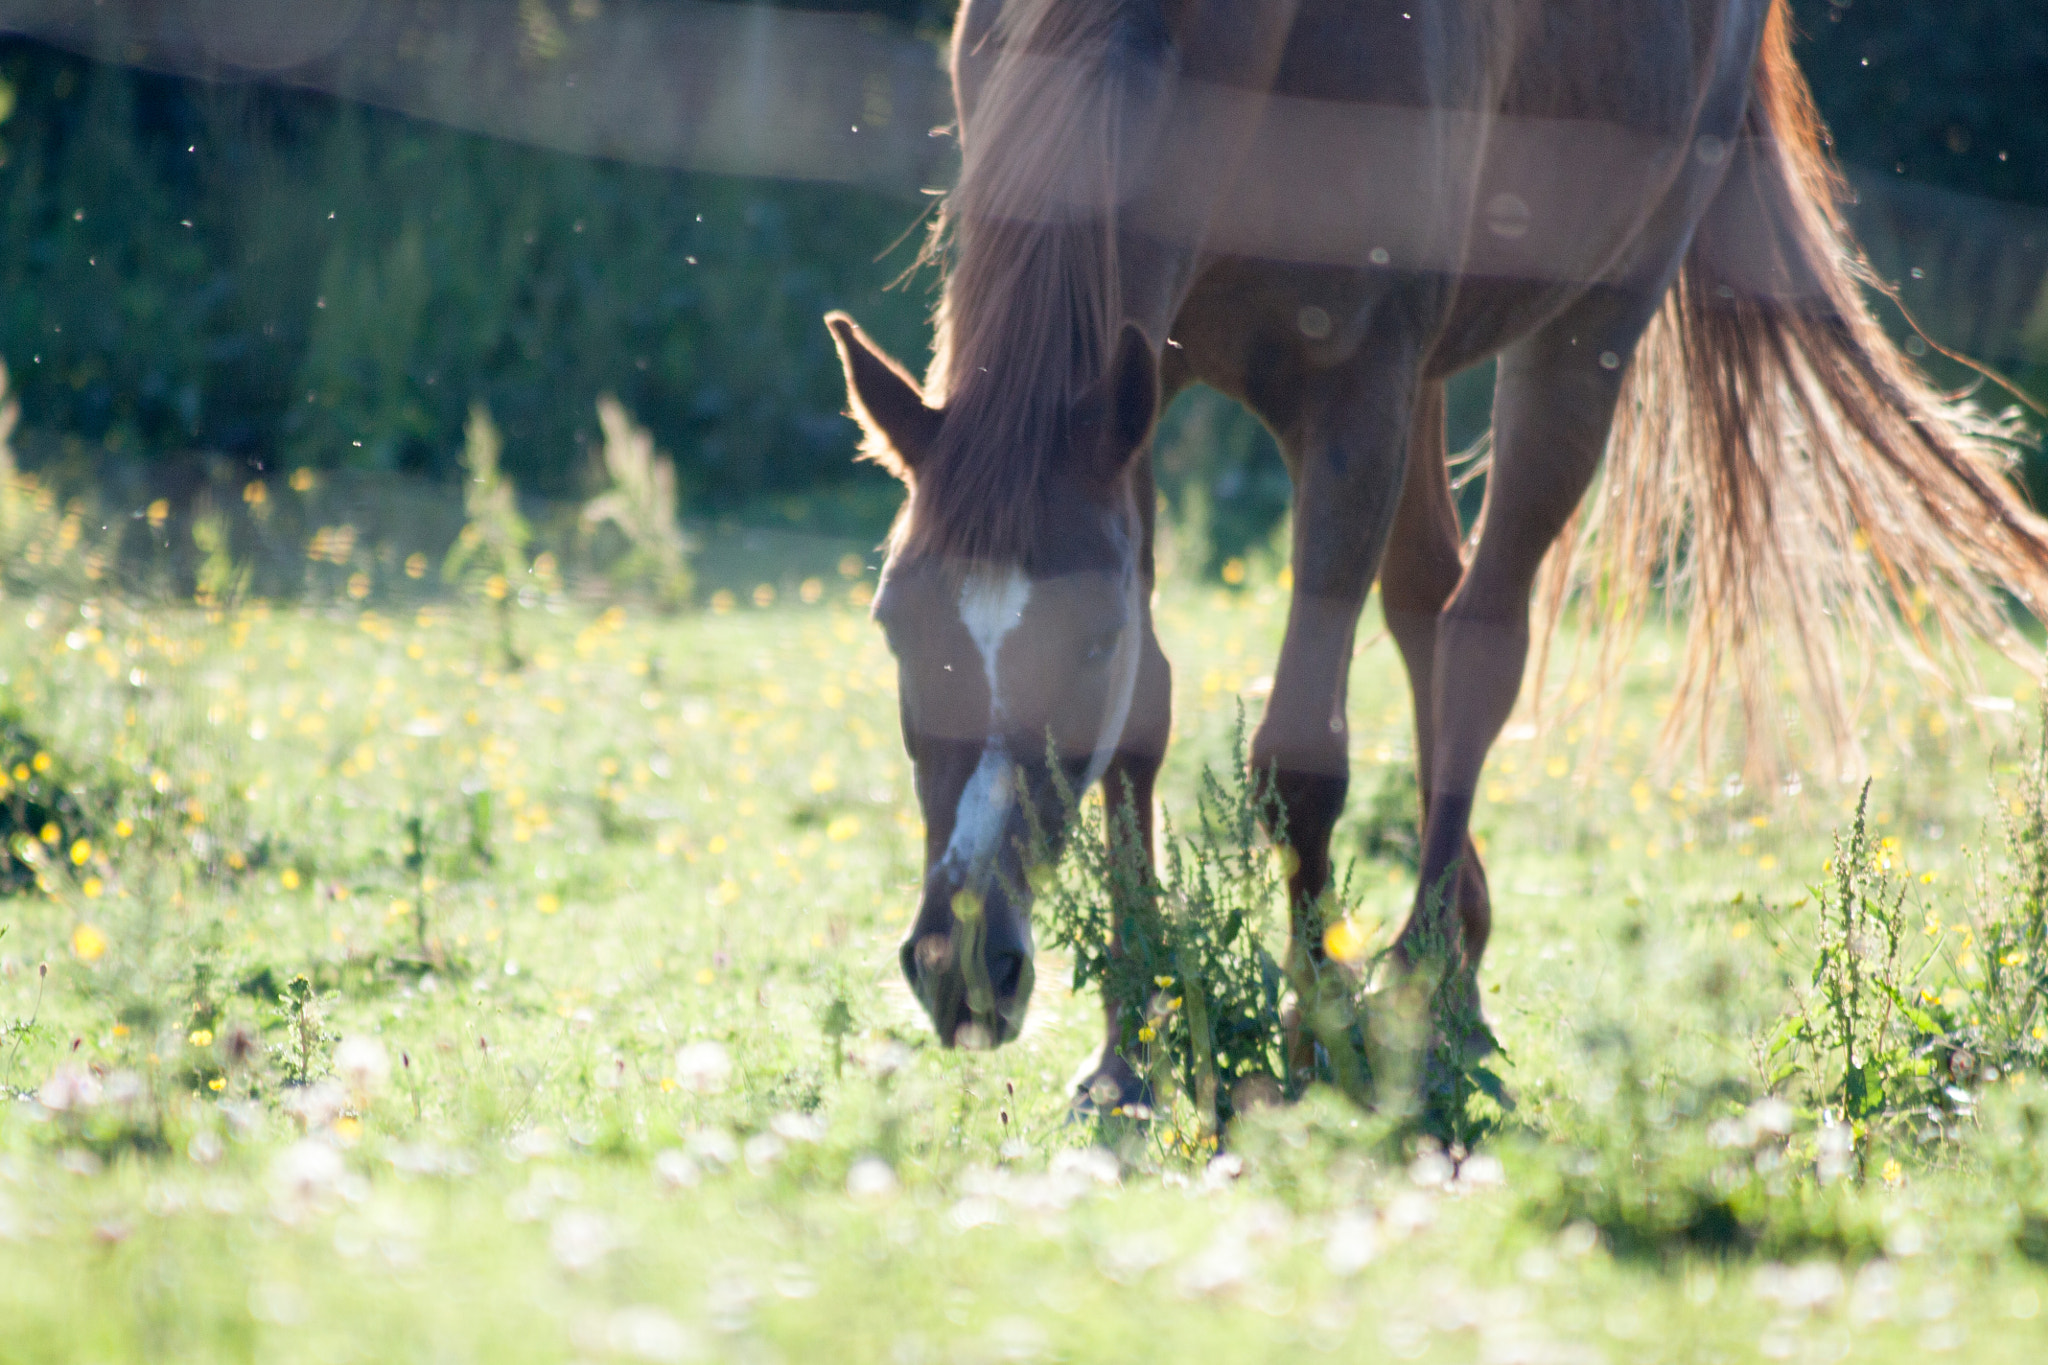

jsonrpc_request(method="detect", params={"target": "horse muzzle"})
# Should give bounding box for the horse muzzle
[899,885,1035,1048]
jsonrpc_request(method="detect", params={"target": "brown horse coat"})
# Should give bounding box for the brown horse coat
[831,0,2048,1088]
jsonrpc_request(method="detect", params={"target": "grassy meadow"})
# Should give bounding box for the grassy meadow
[3,559,2048,1364]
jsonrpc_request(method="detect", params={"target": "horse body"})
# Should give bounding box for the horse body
[830,0,2048,1084]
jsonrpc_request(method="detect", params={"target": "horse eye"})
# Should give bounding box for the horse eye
[1083,629,1121,663]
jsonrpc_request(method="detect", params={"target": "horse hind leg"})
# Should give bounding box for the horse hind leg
[1380,378,1493,970]
[1405,297,1654,987]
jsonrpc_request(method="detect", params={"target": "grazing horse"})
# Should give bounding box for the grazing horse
[827,0,2048,1097]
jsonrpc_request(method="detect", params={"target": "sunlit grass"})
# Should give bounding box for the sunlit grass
[0,575,2045,1363]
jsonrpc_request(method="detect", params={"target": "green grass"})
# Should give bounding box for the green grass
[2,572,2047,1363]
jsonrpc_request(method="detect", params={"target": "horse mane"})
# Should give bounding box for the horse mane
[898,0,1163,566]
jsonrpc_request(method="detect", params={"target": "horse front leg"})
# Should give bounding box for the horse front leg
[1251,356,1420,1090]
[1070,626,1172,1113]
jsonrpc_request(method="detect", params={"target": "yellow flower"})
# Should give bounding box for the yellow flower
[37,822,58,845]
[72,923,107,961]
[1137,1025,1156,1042]
[1881,1158,1903,1188]
[208,1077,226,1092]
[114,819,133,839]
[69,838,91,865]
[190,1028,215,1048]
[32,752,51,773]
[81,877,103,899]
[280,868,301,891]
[1324,917,1374,964]
[537,893,561,915]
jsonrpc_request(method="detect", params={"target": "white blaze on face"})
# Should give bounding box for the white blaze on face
[942,569,1032,874]
[958,569,1032,718]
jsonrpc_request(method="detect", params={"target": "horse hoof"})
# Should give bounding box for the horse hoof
[1066,1047,1152,1120]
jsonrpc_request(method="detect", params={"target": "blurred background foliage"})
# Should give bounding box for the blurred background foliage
[0,0,2041,585]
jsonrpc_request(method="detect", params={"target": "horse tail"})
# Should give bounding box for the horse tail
[1540,0,2048,776]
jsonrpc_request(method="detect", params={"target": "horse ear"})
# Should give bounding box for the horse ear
[1077,322,1159,482]
[826,312,941,482]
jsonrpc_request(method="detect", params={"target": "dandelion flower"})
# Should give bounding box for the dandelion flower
[1324,917,1374,964]
[72,924,107,961]
[69,838,91,865]
[190,1028,215,1048]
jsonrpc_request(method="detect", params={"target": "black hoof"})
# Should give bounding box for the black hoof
[1066,1046,1153,1120]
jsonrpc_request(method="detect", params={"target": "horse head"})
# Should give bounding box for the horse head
[826,311,1157,1047]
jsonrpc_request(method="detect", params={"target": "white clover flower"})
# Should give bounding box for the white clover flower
[282,1080,348,1131]
[549,1208,617,1273]
[606,1306,698,1364]
[672,1040,732,1093]
[653,1149,701,1190]
[334,1036,390,1098]
[845,1157,898,1200]
[38,1066,101,1115]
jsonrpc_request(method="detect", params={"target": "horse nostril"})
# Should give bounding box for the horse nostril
[990,949,1026,1001]
[914,935,954,976]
